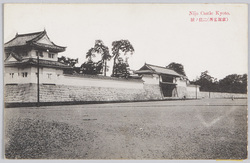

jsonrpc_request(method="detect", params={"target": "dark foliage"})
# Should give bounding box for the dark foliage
[111,40,134,57]
[192,71,247,93]
[94,40,111,76]
[58,56,78,67]
[166,62,186,76]
[82,40,111,75]
[218,74,247,93]
[112,60,130,78]
[81,60,103,75]
[111,40,134,77]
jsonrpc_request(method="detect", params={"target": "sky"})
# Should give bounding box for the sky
[4,4,248,80]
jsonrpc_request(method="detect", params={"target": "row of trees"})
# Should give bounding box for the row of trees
[165,62,247,94]
[191,71,247,94]
[59,39,134,78]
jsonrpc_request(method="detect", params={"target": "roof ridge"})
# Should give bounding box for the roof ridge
[16,31,44,37]
[146,63,173,70]
[29,31,67,49]
[28,30,46,42]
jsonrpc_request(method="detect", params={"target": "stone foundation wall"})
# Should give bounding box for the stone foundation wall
[5,83,163,103]
[4,84,37,102]
[5,80,246,104]
[143,84,162,100]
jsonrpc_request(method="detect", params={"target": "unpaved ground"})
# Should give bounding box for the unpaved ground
[4,99,247,159]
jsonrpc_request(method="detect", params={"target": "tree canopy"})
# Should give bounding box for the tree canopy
[111,40,134,58]
[111,40,134,77]
[219,74,247,93]
[94,40,111,76]
[58,56,78,67]
[191,71,247,93]
[166,62,186,76]
[82,40,111,75]
[112,57,130,78]
[191,71,218,92]
[86,48,96,60]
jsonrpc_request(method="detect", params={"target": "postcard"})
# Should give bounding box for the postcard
[3,3,248,160]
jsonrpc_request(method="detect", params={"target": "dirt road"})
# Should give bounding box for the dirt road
[4,99,247,159]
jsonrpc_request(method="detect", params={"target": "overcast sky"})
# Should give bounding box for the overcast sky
[4,4,248,80]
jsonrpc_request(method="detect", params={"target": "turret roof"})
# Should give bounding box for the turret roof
[4,30,66,52]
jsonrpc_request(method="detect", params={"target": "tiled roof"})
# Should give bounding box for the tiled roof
[5,58,72,69]
[133,70,153,74]
[135,63,182,77]
[4,31,44,47]
[4,30,66,52]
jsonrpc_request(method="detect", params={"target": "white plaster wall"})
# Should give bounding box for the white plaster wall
[141,74,159,85]
[5,65,155,91]
[5,65,142,90]
[57,75,144,89]
[5,66,64,84]
[29,49,38,58]
[30,67,64,84]
[175,78,187,87]
[5,67,31,84]
[28,49,58,61]
[186,85,200,92]
[30,67,38,83]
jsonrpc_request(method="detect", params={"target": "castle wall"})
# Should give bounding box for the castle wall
[4,74,163,104]
[4,73,247,106]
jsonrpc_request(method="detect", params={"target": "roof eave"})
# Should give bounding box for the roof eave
[159,73,182,77]
[5,62,72,69]
[31,43,66,52]
[4,59,72,69]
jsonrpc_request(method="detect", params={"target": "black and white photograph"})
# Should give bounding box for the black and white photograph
[3,3,248,160]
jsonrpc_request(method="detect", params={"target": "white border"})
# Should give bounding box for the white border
[1,1,249,163]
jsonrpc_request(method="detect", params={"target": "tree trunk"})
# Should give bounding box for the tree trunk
[112,55,117,77]
[104,60,107,76]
